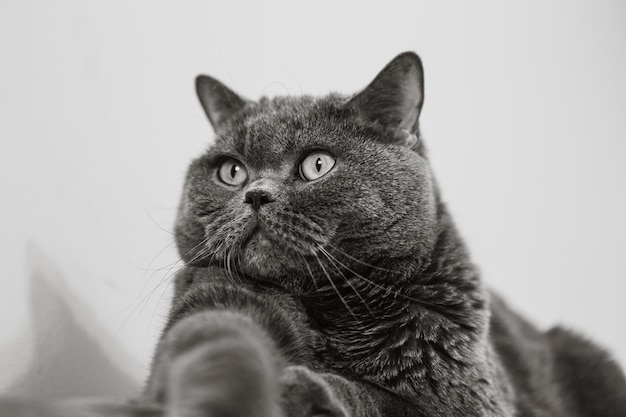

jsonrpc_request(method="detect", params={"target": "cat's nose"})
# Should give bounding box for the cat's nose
[244,189,274,210]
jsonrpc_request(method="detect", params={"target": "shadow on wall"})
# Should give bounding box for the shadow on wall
[2,243,140,399]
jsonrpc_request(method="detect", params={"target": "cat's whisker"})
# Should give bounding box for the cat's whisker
[320,245,464,317]
[229,245,238,282]
[297,252,321,295]
[135,239,178,275]
[123,266,177,326]
[221,234,242,283]
[319,245,406,298]
[317,245,375,320]
[120,239,177,315]
[144,208,176,236]
[184,236,210,257]
[296,76,304,97]
[185,237,213,266]
[311,251,360,323]
[133,237,188,295]
[225,245,236,282]
[143,264,185,354]
[121,233,192,325]
[141,244,200,310]
[325,243,404,275]
[234,248,246,284]
[118,238,193,332]
[234,249,241,280]
[262,80,294,100]
[208,241,223,268]
[122,242,198,351]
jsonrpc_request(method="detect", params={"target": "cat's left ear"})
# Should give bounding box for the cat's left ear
[196,75,250,132]
[348,52,424,142]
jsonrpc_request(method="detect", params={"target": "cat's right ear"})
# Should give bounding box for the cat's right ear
[348,52,424,143]
[195,75,249,132]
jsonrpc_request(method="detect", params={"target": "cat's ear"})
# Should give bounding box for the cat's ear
[195,75,250,132]
[348,52,424,139]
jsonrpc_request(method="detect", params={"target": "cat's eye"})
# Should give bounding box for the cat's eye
[217,158,248,186]
[299,151,336,181]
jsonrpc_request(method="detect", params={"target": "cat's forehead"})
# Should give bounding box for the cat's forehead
[213,95,356,167]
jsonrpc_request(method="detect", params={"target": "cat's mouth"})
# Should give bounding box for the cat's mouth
[215,210,330,279]
[239,216,274,250]
[238,218,274,255]
[236,217,303,278]
[241,226,273,251]
[240,223,260,248]
[239,214,284,249]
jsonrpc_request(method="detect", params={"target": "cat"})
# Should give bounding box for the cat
[141,51,626,416]
[2,52,625,417]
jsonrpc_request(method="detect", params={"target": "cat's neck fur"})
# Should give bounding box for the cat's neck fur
[302,196,509,412]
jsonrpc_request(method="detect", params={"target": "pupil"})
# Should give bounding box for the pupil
[230,164,239,178]
[315,158,322,172]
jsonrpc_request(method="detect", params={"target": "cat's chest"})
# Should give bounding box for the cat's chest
[305,300,490,409]
[304,293,420,375]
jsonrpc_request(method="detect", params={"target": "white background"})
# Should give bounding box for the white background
[0,0,625,398]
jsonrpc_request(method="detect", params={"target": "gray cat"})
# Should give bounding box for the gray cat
[143,51,626,416]
[3,52,625,416]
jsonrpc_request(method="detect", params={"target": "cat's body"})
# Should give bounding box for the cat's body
[142,52,626,417]
[147,266,626,417]
[2,52,624,417]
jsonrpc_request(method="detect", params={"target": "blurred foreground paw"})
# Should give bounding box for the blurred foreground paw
[152,311,283,417]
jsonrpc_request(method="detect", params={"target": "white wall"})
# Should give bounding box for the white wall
[0,0,624,398]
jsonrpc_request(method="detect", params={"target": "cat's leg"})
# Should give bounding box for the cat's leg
[148,309,402,417]
[146,267,412,417]
[280,365,397,417]
[147,310,284,417]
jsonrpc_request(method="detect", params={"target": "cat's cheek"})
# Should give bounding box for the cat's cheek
[175,214,211,265]
[400,165,438,254]
[419,165,438,227]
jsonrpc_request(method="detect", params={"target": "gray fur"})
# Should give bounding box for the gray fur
[149,51,626,416]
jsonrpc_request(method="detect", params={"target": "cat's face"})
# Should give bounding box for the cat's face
[176,53,438,292]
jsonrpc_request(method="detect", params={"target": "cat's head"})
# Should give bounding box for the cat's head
[176,52,439,292]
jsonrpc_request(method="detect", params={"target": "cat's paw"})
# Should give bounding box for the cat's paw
[280,366,348,417]
[148,311,283,417]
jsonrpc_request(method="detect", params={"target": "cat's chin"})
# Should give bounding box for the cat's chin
[239,230,293,279]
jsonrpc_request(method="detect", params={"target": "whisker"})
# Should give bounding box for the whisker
[185,237,212,265]
[311,251,360,323]
[125,264,178,325]
[209,240,224,269]
[262,80,293,100]
[118,237,201,332]
[317,245,375,319]
[144,208,175,235]
[325,243,403,275]
[225,245,235,282]
[320,246,456,313]
[143,264,182,354]
[122,241,199,351]
[118,239,177,319]
[142,239,213,313]
[297,252,321,294]
[234,248,246,284]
